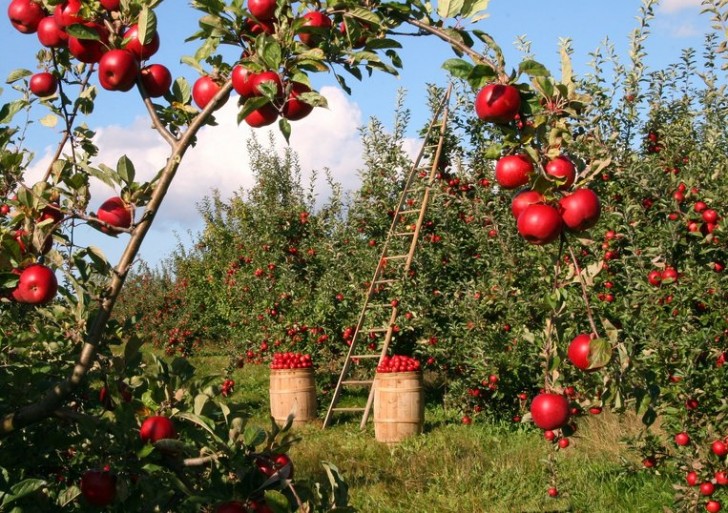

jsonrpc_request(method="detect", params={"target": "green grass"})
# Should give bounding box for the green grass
[192,354,674,513]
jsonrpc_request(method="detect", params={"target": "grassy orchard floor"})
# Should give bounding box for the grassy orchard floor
[192,354,674,512]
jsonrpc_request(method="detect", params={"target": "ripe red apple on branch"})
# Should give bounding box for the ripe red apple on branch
[139,415,177,443]
[29,72,58,97]
[80,469,116,507]
[530,393,570,430]
[474,83,521,124]
[96,196,133,234]
[8,0,44,34]
[11,264,58,305]
[495,154,533,189]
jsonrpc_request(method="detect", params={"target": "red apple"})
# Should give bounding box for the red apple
[545,156,576,189]
[248,71,283,98]
[54,0,83,28]
[687,471,699,486]
[29,72,58,97]
[215,502,246,513]
[98,49,139,91]
[474,83,521,124]
[701,482,716,496]
[495,154,533,189]
[36,16,67,47]
[192,76,228,110]
[248,0,277,20]
[96,196,133,233]
[706,500,722,513]
[123,24,160,61]
[244,103,278,127]
[67,23,108,63]
[647,270,662,287]
[530,393,570,430]
[567,333,604,371]
[511,189,544,220]
[231,65,254,97]
[675,431,690,446]
[139,416,176,443]
[712,440,728,457]
[12,264,58,305]
[517,203,562,245]
[282,82,314,121]
[559,188,601,231]
[297,11,333,47]
[100,0,120,10]
[8,0,45,34]
[140,64,172,97]
[243,17,275,38]
[702,209,719,224]
[80,469,116,507]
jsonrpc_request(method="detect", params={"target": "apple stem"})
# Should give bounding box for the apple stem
[567,243,600,338]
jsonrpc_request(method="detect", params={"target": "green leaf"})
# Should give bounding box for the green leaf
[194,393,209,416]
[6,69,32,84]
[65,23,101,41]
[243,426,266,448]
[57,485,81,507]
[236,97,270,125]
[441,58,473,79]
[0,100,26,124]
[117,155,136,185]
[264,490,290,513]
[172,77,192,104]
[138,6,158,46]
[518,59,550,78]
[278,118,291,144]
[462,0,490,21]
[345,7,381,25]
[4,479,46,506]
[438,0,465,18]
[588,338,613,369]
[176,412,227,447]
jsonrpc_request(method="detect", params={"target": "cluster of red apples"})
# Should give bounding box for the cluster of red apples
[269,352,313,370]
[8,0,173,97]
[376,354,421,373]
[475,83,601,245]
[7,0,342,127]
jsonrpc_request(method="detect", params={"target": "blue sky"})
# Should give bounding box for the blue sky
[0,0,713,267]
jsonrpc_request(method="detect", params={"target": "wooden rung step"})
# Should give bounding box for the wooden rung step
[398,209,421,215]
[385,254,408,260]
[332,407,366,412]
[352,354,382,359]
[342,380,374,386]
[365,327,390,333]
[394,232,415,237]
[373,279,397,286]
[368,303,395,308]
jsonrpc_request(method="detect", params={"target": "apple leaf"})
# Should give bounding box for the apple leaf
[0,100,26,125]
[588,338,613,370]
[4,479,47,506]
[365,38,402,50]
[438,0,465,19]
[462,0,490,19]
[117,155,136,185]
[518,59,550,79]
[65,23,100,41]
[473,30,505,69]
[243,426,266,447]
[6,69,32,84]
[264,491,290,513]
[257,37,283,72]
[278,118,291,144]
[138,6,158,46]
[442,58,473,80]
[346,7,381,25]
[57,485,81,507]
[236,97,269,125]
[39,114,58,128]
[171,77,193,104]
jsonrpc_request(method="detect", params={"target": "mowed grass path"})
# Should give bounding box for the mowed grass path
[192,354,674,513]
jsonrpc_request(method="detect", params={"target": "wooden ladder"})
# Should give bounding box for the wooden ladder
[322,85,453,429]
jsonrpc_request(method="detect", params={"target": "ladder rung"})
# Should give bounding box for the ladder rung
[366,327,389,333]
[332,407,366,412]
[374,279,397,285]
[351,354,381,359]
[368,303,394,308]
[399,209,420,215]
[342,380,374,386]
[385,254,408,260]
[394,232,415,237]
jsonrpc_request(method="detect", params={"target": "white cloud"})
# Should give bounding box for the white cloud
[26,86,372,265]
[659,0,701,13]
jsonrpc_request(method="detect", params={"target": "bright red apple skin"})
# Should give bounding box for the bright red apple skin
[495,154,533,189]
[474,84,521,124]
[231,65,254,97]
[193,76,228,110]
[140,64,172,98]
[97,196,133,233]
[98,49,139,92]
[282,82,314,121]
[100,0,121,10]
[80,469,116,507]
[517,203,563,245]
[530,393,570,430]
[545,156,576,189]
[511,189,544,220]
[36,16,67,47]
[67,23,108,63]
[567,334,603,371]
[12,264,58,305]
[53,0,82,28]
[298,11,333,47]
[245,103,278,127]
[248,0,277,20]
[559,188,601,231]
[139,416,177,443]
[29,72,58,97]
[123,24,160,60]
[8,0,45,34]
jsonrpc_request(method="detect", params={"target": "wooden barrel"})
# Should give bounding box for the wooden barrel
[269,368,317,427]
[373,371,424,444]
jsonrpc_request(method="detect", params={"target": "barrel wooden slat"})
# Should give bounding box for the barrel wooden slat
[269,368,317,427]
[373,371,424,444]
